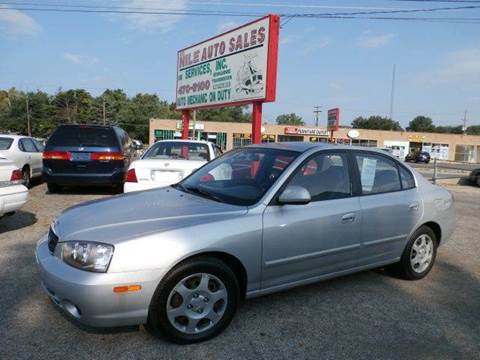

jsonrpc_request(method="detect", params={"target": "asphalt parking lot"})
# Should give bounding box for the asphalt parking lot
[1,181,479,360]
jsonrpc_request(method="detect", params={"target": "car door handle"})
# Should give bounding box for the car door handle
[341,213,356,223]
[409,202,419,211]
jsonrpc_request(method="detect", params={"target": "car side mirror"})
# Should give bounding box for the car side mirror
[278,185,311,205]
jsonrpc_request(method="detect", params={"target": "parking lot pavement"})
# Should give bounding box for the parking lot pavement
[1,183,479,360]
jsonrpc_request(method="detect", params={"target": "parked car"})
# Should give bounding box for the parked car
[0,156,28,218]
[405,151,431,164]
[468,168,480,187]
[0,134,44,187]
[36,143,454,343]
[124,140,222,193]
[42,124,135,193]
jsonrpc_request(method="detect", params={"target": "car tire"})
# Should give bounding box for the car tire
[147,257,240,344]
[395,226,438,280]
[22,167,31,188]
[47,183,61,193]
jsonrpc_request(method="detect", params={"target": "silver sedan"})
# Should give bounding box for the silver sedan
[35,142,455,343]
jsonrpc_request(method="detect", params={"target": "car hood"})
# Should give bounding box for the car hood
[54,187,248,244]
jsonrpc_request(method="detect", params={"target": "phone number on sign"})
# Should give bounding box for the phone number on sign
[178,81,211,95]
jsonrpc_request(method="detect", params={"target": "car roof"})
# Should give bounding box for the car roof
[0,134,29,140]
[154,139,213,145]
[246,141,396,156]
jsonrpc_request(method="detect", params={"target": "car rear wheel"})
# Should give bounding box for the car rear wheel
[147,257,239,344]
[395,226,438,280]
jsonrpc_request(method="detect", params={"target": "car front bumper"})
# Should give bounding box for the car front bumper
[35,236,165,328]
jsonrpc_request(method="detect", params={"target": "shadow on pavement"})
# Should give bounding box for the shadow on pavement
[0,211,37,234]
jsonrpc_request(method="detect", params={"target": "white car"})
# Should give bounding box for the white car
[0,135,44,187]
[124,140,222,192]
[0,156,28,218]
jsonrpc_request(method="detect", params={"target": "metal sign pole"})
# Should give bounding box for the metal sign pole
[181,110,190,139]
[252,102,262,144]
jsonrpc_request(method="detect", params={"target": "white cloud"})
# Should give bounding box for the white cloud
[438,47,480,82]
[119,0,187,33]
[217,20,239,33]
[0,5,41,36]
[302,37,332,54]
[63,53,98,65]
[356,31,395,48]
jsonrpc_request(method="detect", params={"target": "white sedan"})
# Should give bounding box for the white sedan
[0,156,28,218]
[0,135,44,187]
[124,140,222,193]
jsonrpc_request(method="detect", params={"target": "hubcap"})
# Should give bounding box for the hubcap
[410,234,434,273]
[166,273,228,335]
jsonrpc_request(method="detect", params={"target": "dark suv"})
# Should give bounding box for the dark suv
[42,124,134,192]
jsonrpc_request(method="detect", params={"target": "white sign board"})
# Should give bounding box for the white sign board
[176,16,279,110]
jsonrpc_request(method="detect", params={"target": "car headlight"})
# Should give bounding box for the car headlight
[61,241,114,273]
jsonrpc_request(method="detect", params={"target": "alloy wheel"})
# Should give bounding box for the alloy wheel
[410,234,434,273]
[166,273,228,335]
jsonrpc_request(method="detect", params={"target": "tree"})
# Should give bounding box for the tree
[434,125,463,134]
[407,116,435,132]
[197,106,250,123]
[275,113,305,126]
[351,116,402,131]
[466,125,480,135]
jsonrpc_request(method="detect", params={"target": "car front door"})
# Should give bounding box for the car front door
[262,150,362,290]
[352,151,422,267]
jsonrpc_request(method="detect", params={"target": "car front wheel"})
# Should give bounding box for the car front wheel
[396,226,438,280]
[147,257,240,344]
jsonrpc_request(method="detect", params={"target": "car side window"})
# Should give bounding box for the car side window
[32,139,45,152]
[19,138,37,153]
[214,145,223,158]
[287,152,351,202]
[355,153,401,194]
[399,166,415,190]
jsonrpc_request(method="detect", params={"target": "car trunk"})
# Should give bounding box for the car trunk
[134,159,206,185]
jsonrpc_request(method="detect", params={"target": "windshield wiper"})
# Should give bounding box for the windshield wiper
[184,186,225,203]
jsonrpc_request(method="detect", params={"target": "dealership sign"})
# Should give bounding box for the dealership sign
[285,127,330,136]
[327,108,340,131]
[176,15,279,110]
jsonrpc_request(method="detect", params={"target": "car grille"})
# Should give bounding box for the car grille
[47,227,59,253]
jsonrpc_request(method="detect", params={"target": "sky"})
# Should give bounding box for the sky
[1,0,479,128]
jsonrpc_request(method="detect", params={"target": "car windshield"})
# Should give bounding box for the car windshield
[143,142,210,161]
[0,137,13,150]
[47,126,118,147]
[177,147,299,206]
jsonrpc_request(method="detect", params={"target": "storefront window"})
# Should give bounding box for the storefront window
[278,135,304,142]
[351,139,378,147]
[309,137,328,143]
[455,145,475,162]
[262,135,276,143]
[154,129,176,142]
[233,133,252,148]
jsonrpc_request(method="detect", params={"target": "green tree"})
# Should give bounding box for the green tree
[351,116,402,131]
[407,116,435,132]
[434,125,463,134]
[197,106,250,123]
[466,125,480,135]
[275,113,305,126]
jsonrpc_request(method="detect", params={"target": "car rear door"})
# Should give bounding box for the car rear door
[352,151,422,266]
[19,138,42,176]
[262,150,362,289]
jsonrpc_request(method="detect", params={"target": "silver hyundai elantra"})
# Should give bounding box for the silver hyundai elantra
[35,142,455,343]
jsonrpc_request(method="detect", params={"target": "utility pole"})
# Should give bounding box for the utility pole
[462,110,467,134]
[25,94,31,137]
[314,106,322,127]
[102,97,106,126]
[389,64,396,122]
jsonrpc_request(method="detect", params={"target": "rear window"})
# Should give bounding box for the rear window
[0,137,13,150]
[47,126,118,147]
[144,142,210,161]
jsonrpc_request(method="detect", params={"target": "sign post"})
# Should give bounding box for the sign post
[327,108,340,143]
[175,15,280,142]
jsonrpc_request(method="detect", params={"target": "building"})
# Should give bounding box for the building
[149,118,480,163]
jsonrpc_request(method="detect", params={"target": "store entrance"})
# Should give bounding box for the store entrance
[409,142,422,155]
